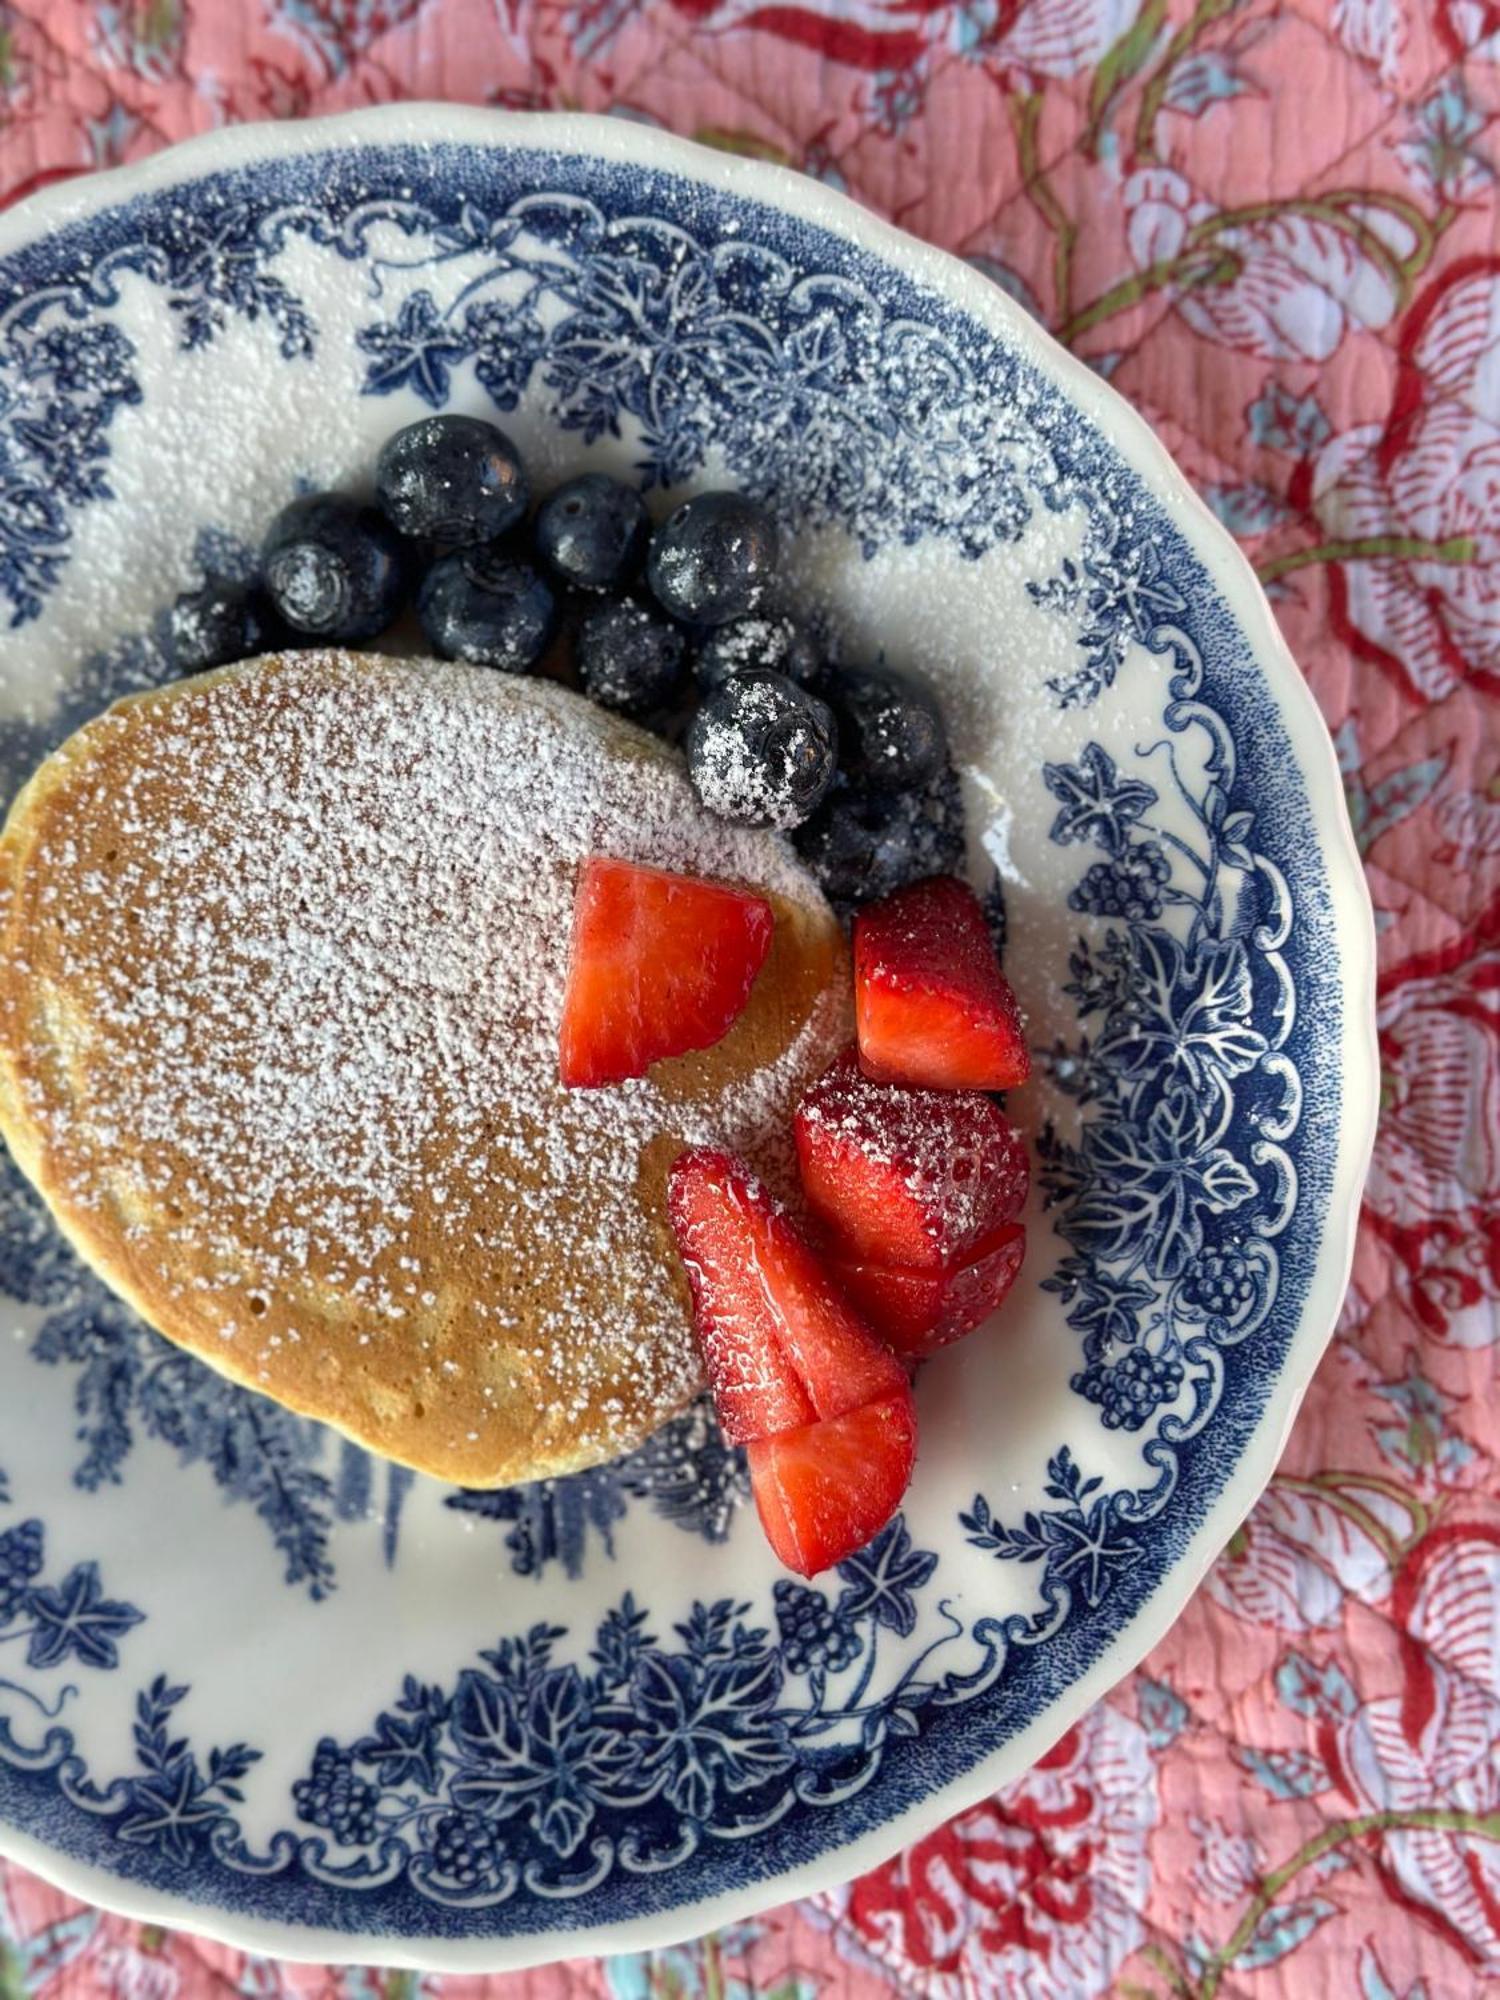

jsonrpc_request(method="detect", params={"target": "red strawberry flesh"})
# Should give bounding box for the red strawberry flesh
[830,1222,1026,1358]
[666,1148,906,1442]
[794,1049,1028,1272]
[559,856,773,1089]
[748,1387,917,1576]
[855,874,1029,1092]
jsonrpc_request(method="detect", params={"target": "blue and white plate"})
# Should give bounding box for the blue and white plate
[0,109,1377,1969]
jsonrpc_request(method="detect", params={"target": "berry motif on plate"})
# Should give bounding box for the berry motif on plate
[0,1466,144,1693]
[0,174,1159,717]
[0,142,1338,1945]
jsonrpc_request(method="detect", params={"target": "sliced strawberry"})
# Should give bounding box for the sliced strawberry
[794,1049,1028,1272]
[830,1223,1026,1359]
[559,857,773,1089]
[747,1388,917,1576]
[666,1148,906,1443]
[854,874,1029,1091]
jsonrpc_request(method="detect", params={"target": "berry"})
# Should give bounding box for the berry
[829,1222,1026,1359]
[1076,1346,1184,1431]
[417,547,557,672]
[855,875,1030,1091]
[168,576,282,673]
[559,858,774,1089]
[667,1148,908,1443]
[376,415,527,546]
[1069,845,1172,923]
[574,600,688,719]
[262,494,407,643]
[824,663,947,794]
[794,765,968,911]
[0,1517,43,1621]
[795,1049,1029,1272]
[534,473,648,594]
[1180,1249,1256,1320]
[686,670,837,831]
[293,1738,378,1845]
[648,491,778,625]
[694,616,820,694]
[774,1580,861,1674]
[431,1810,501,1887]
[748,1390,917,1578]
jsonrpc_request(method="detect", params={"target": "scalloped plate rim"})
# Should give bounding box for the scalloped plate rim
[0,103,1379,1971]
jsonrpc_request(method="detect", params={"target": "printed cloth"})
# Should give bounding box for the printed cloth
[1,2,1497,1994]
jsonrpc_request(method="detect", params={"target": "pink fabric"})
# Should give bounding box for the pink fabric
[2,2,1498,1993]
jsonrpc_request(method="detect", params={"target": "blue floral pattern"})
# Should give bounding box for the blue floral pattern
[0,136,1347,1945]
[0,1465,143,1694]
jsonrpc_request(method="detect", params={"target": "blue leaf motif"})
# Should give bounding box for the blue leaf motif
[1043,744,1158,853]
[1067,1090,1259,1281]
[1137,1677,1189,1749]
[24,1561,144,1670]
[1231,1897,1338,1971]
[834,1518,937,1637]
[356,291,468,406]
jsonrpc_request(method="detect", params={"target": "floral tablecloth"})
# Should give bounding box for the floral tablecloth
[1,2,1497,1995]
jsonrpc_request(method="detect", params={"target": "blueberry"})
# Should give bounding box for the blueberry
[648,491,778,626]
[535,474,649,595]
[686,670,836,830]
[168,576,284,674]
[376,415,528,545]
[694,615,821,694]
[794,764,968,909]
[261,494,407,643]
[575,599,688,719]
[416,545,557,672]
[824,662,947,793]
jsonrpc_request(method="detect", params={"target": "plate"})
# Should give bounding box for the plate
[0,107,1376,1970]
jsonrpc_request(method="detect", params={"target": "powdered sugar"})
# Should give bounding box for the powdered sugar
[10,652,848,1461]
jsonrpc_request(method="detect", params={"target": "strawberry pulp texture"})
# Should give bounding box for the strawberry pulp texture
[667,1148,916,1575]
[559,856,773,1088]
[854,874,1029,1092]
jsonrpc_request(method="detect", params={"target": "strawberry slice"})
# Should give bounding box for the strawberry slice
[794,1049,1028,1272]
[854,874,1029,1091]
[559,857,773,1089]
[666,1148,906,1441]
[830,1223,1026,1359]
[748,1390,917,1577]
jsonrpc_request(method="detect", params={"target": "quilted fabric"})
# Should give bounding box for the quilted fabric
[1,3,1497,1995]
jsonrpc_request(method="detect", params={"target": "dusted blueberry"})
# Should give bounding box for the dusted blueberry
[168,576,283,674]
[376,416,528,545]
[794,764,968,910]
[417,546,557,672]
[694,615,821,694]
[825,662,947,793]
[647,491,778,625]
[685,670,836,830]
[575,600,688,719]
[262,494,407,643]
[535,474,649,594]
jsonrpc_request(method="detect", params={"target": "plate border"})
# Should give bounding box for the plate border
[0,103,1379,1971]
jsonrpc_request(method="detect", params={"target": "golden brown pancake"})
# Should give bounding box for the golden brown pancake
[0,651,849,1485]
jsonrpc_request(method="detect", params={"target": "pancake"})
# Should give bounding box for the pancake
[0,651,850,1486]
